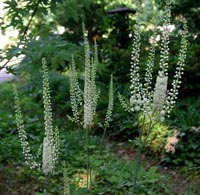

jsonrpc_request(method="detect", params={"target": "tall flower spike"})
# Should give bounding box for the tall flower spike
[42,58,59,175]
[130,13,142,111]
[126,0,187,123]
[104,75,114,129]
[83,24,97,129]
[163,19,188,118]
[153,74,168,112]
[152,0,171,119]
[158,0,171,77]
[69,55,83,124]
[91,41,99,117]
[14,85,40,169]
[69,28,100,129]
[143,34,156,101]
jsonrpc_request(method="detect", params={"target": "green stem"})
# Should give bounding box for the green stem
[143,119,155,149]
[131,146,142,194]
[131,120,143,194]
[131,113,145,195]
[85,127,92,195]
[99,127,107,154]
[86,128,89,194]
[101,127,106,145]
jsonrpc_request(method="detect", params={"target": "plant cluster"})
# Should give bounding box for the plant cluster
[1,0,199,195]
[68,26,114,132]
[14,58,59,175]
[67,26,114,193]
[118,0,188,193]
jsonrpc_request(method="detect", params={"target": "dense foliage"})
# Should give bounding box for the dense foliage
[0,0,199,194]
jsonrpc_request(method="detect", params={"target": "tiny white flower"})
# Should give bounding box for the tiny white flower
[160,110,166,116]
[135,105,140,112]
[160,117,165,122]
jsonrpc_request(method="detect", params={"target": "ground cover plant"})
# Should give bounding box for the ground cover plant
[0,0,200,195]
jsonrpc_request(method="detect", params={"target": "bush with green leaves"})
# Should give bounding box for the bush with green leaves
[17,35,80,74]
[61,130,173,195]
[163,97,200,170]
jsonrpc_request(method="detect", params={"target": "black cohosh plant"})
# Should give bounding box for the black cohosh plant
[119,0,188,194]
[68,26,113,194]
[14,58,59,176]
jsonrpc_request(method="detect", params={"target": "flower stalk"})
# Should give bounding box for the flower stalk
[14,58,59,175]
[119,0,188,194]
[69,26,114,193]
